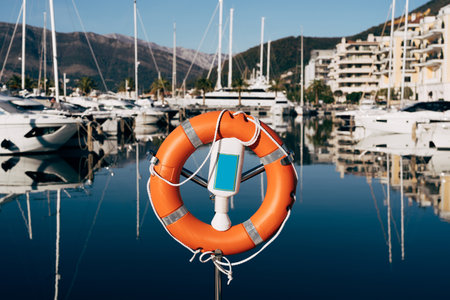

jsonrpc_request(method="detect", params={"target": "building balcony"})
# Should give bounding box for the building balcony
[337,77,379,84]
[412,58,443,68]
[338,58,375,64]
[336,67,375,74]
[416,29,443,41]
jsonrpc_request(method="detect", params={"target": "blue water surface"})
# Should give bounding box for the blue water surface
[1,118,450,299]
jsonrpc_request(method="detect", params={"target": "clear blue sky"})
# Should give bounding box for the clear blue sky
[1,0,432,53]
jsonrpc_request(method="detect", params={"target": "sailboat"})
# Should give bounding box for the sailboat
[184,1,294,115]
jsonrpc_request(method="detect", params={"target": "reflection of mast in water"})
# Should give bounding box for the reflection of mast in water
[300,118,304,203]
[136,142,140,239]
[26,192,33,240]
[54,189,61,300]
[387,154,392,264]
[400,157,405,261]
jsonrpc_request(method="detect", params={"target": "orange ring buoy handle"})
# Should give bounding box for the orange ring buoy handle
[149,111,297,255]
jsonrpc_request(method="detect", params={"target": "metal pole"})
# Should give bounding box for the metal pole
[214,250,223,300]
[217,0,223,90]
[134,0,138,101]
[22,0,26,91]
[259,17,265,79]
[228,8,234,88]
[49,0,60,103]
[387,0,396,107]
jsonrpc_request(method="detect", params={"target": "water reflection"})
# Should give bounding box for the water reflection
[1,116,450,299]
[0,123,167,300]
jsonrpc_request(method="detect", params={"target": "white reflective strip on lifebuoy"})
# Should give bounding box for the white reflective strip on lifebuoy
[243,219,263,246]
[260,144,289,165]
[181,120,203,149]
[162,205,188,226]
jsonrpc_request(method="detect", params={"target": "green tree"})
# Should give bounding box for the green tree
[118,77,135,92]
[195,78,213,106]
[6,75,21,91]
[150,77,170,104]
[6,75,36,92]
[346,92,362,104]
[232,77,249,107]
[269,77,285,97]
[306,80,332,106]
[78,77,97,95]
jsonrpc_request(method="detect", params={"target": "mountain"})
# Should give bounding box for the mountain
[103,33,216,70]
[0,22,207,92]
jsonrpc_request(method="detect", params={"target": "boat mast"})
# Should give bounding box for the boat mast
[216,0,223,90]
[259,17,265,80]
[267,40,271,84]
[21,0,26,91]
[172,22,176,98]
[134,0,138,101]
[44,12,47,93]
[401,0,409,103]
[227,8,234,88]
[49,0,60,103]
[387,0,396,107]
[300,26,304,107]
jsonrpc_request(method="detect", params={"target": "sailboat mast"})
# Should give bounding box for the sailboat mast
[49,0,60,102]
[387,0,396,107]
[300,27,304,106]
[217,0,223,90]
[172,22,176,98]
[259,17,265,79]
[228,8,234,88]
[43,12,47,93]
[134,0,138,101]
[21,0,26,90]
[267,40,271,83]
[401,0,409,102]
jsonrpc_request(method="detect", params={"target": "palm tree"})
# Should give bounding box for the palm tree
[6,75,36,92]
[232,77,248,107]
[195,78,213,106]
[118,77,135,93]
[78,77,96,95]
[269,77,285,97]
[308,80,326,106]
[6,75,21,91]
[150,77,170,105]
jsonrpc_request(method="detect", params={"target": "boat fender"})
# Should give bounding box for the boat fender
[1,139,12,150]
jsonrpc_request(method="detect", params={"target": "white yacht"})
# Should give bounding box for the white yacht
[185,77,294,115]
[355,101,450,134]
[0,95,79,154]
[97,98,165,125]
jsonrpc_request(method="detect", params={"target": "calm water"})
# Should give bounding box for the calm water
[1,115,450,299]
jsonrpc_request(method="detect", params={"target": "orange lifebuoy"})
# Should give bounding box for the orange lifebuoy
[149,111,296,256]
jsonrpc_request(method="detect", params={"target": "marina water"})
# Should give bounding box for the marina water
[1,116,450,299]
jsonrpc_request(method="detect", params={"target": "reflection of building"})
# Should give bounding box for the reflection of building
[330,118,450,222]
[304,118,335,164]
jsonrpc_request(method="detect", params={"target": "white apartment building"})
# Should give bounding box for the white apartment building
[328,34,381,101]
[305,50,334,88]
[377,16,421,98]
[412,5,450,101]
